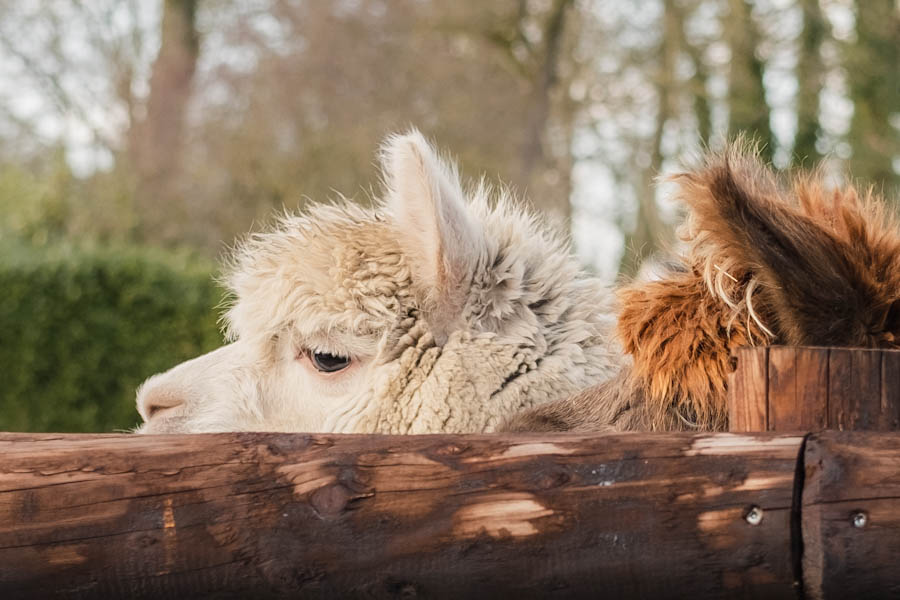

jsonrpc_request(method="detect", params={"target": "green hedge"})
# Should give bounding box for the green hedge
[0,241,225,432]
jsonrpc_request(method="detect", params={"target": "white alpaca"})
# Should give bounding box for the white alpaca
[136,131,619,434]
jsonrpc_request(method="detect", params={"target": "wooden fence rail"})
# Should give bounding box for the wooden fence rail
[1,430,898,599]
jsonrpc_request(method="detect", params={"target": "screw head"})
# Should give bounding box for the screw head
[745,506,764,525]
[852,511,868,528]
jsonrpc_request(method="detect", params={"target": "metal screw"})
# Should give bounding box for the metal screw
[852,511,868,528]
[745,506,764,525]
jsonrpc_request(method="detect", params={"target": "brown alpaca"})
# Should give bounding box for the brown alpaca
[503,143,900,432]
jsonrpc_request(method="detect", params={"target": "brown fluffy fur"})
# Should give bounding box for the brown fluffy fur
[503,143,900,432]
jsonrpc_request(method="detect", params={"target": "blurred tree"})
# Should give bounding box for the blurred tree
[846,0,899,191]
[128,0,199,242]
[472,0,577,224]
[184,0,586,247]
[618,0,682,278]
[679,1,713,147]
[794,0,826,165]
[0,1,152,242]
[0,1,587,247]
[726,0,774,163]
[0,0,895,269]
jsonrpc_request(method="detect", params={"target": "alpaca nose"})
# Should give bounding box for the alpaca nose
[137,377,187,422]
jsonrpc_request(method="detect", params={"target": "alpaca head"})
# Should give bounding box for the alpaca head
[621,147,900,428]
[136,131,618,434]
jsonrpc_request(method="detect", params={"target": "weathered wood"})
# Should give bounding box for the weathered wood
[768,347,829,431]
[728,347,900,432]
[829,349,878,429]
[767,346,796,430]
[0,432,802,599]
[881,351,900,430]
[801,431,900,600]
[727,347,768,431]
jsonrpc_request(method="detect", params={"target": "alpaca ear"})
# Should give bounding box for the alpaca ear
[677,146,880,346]
[380,130,485,341]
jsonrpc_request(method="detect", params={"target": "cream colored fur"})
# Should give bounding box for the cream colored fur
[136,131,619,434]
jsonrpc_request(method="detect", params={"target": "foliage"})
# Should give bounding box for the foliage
[0,240,223,432]
[0,151,74,246]
[0,152,138,248]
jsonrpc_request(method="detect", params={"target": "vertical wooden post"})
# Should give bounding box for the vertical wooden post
[801,432,900,600]
[728,346,769,431]
[728,347,900,432]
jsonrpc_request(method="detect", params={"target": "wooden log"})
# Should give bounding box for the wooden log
[0,432,802,599]
[728,347,900,432]
[801,431,900,600]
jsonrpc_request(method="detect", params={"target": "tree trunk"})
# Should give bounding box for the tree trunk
[684,41,712,146]
[846,0,899,192]
[519,0,574,227]
[618,0,679,278]
[794,0,825,165]
[726,0,774,162]
[129,0,199,243]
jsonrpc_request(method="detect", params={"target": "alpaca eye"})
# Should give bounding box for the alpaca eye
[311,351,351,373]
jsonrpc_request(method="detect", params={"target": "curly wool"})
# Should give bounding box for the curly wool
[136,131,620,434]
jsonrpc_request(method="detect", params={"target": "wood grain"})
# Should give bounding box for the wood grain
[0,432,802,599]
[801,431,900,600]
[828,349,883,430]
[880,351,900,430]
[768,347,800,430]
[727,347,768,431]
[728,347,900,432]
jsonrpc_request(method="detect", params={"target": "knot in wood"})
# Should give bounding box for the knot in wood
[434,443,467,456]
[536,468,570,489]
[310,484,352,517]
